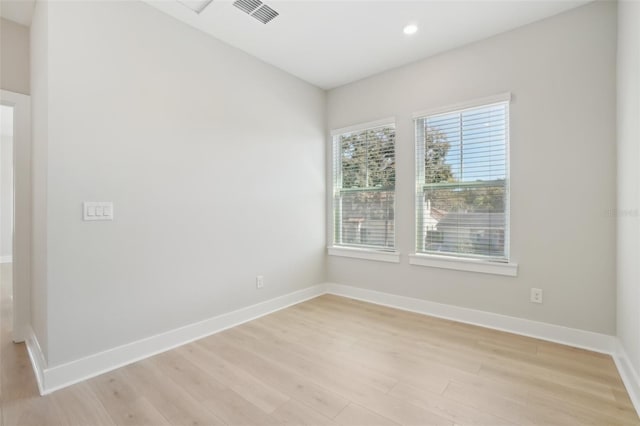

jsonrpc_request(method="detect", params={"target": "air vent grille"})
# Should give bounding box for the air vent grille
[251,5,278,24]
[233,0,279,24]
[233,0,262,15]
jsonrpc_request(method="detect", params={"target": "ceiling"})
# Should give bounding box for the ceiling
[1,0,590,89]
[145,0,590,89]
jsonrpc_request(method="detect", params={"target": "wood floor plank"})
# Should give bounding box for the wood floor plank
[89,370,171,426]
[176,342,290,413]
[235,321,400,394]
[149,350,281,425]
[478,363,639,423]
[334,403,400,426]
[121,361,226,425]
[197,336,350,419]
[47,383,117,426]
[389,382,517,426]
[443,380,527,424]
[522,391,636,426]
[270,399,338,426]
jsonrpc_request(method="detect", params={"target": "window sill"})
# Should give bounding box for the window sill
[328,247,400,263]
[409,253,518,277]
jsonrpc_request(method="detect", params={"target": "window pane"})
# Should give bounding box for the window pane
[417,102,508,260]
[334,124,395,249]
[423,184,505,257]
[337,190,395,249]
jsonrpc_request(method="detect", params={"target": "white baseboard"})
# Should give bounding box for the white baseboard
[25,326,46,395]
[614,340,640,416]
[23,280,638,416]
[0,256,13,263]
[324,283,617,354]
[32,284,325,394]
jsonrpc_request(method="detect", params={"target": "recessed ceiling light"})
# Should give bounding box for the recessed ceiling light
[178,0,214,14]
[403,24,418,35]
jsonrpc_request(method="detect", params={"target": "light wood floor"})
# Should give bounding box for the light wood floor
[1,266,638,426]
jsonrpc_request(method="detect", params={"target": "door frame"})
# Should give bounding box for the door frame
[1,89,31,343]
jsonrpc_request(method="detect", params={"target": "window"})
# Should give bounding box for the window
[415,96,510,262]
[332,119,396,251]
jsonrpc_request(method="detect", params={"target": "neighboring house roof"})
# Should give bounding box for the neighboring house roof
[430,207,447,221]
[437,212,505,229]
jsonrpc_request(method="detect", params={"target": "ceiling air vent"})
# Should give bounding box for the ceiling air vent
[233,0,262,14]
[233,0,279,24]
[251,5,278,24]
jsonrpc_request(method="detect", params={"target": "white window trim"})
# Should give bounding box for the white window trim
[331,116,396,137]
[329,246,400,263]
[412,92,511,119]
[409,253,517,276]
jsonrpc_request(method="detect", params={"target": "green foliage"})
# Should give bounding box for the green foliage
[423,127,504,213]
[426,183,505,214]
[340,127,395,189]
[425,128,454,184]
[462,185,505,212]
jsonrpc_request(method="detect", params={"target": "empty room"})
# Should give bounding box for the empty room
[0,0,639,424]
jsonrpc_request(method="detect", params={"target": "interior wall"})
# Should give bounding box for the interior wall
[617,0,640,374]
[30,0,49,358]
[0,105,13,260]
[327,1,617,334]
[1,18,30,95]
[40,0,325,367]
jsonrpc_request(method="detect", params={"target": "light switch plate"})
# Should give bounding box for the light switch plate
[83,202,113,221]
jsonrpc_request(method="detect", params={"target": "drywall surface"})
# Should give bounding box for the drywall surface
[617,0,640,374]
[40,1,325,366]
[29,0,49,358]
[327,1,617,334]
[1,18,30,95]
[0,106,13,260]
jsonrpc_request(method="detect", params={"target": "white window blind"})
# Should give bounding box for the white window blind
[415,100,509,261]
[333,122,396,250]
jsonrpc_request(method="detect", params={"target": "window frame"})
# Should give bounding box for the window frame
[329,117,399,261]
[412,93,517,274]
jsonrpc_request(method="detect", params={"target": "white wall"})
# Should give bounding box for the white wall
[32,0,326,367]
[30,0,49,358]
[1,18,30,95]
[327,1,617,334]
[0,105,13,260]
[617,0,640,376]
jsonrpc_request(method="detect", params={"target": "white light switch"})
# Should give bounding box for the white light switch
[83,202,113,221]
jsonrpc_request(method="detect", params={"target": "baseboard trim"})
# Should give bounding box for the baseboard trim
[0,256,13,263]
[25,327,46,395]
[614,340,640,416]
[324,283,617,355]
[34,284,325,395]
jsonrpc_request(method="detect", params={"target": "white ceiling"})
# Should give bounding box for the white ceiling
[1,0,591,89]
[145,0,590,89]
[0,0,34,26]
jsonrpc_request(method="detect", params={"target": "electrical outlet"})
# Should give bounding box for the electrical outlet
[256,275,264,289]
[530,288,543,304]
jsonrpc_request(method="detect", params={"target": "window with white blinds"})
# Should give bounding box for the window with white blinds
[415,98,509,261]
[332,121,396,250]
